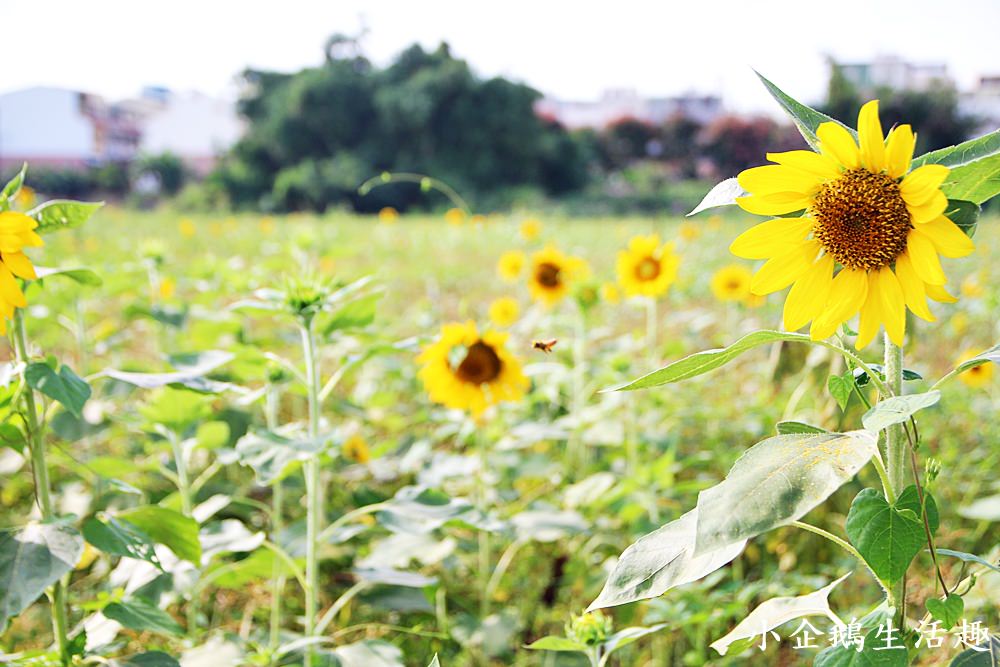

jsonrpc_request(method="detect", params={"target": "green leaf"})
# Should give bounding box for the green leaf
[0,522,84,627]
[755,71,855,151]
[235,430,327,484]
[854,365,922,387]
[926,594,964,630]
[862,391,940,432]
[694,430,877,554]
[117,652,182,667]
[0,422,27,454]
[27,199,103,234]
[208,549,293,589]
[912,130,1000,205]
[896,485,939,535]
[118,506,201,564]
[330,639,404,667]
[324,292,380,334]
[951,344,1000,375]
[688,177,747,216]
[34,266,103,287]
[82,514,163,570]
[604,624,667,654]
[25,362,91,418]
[587,508,746,611]
[194,421,230,450]
[0,164,27,209]
[913,129,1000,170]
[946,200,981,238]
[845,488,925,584]
[523,636,587,652]
[949,635,1000,666]
[103,597,183,636]
[426,655,441,667]
[606,330,814,391]
[710,574,850,655]
[105,350,235,394]
[138,387,213,431]
[814,626,909,666]
[828,371,855,411]
[934,548,1000,573]
[776,421,830,435]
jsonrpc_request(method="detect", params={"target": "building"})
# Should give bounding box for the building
[960,75,1000,137]
[836,55,953,95]
[0,86,243,174]
[535,89,723,129]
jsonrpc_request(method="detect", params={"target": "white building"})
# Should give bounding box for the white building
[139,91,245,175]
[536,89,723,129]
[837,55,952,94]
[960,75,1000,137]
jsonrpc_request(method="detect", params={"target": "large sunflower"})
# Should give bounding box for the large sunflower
[527,245,587,306]
[0,211,43,334]
[616,234,680,298]
[417,321,528,417]
[731,100,973,348]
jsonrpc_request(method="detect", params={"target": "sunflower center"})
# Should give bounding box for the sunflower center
[726,279,741,290]
[455,341,502,384]
[811,168,912,271]
[635,257,661,281]
[536,262,562,288]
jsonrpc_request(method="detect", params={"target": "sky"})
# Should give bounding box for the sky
[3,0,999,113]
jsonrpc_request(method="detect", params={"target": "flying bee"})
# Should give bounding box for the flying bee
[532,339,558,354]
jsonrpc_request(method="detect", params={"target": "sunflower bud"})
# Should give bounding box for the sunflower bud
[566,611,613,646]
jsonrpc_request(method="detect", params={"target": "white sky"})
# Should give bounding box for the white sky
[3,0,999,113]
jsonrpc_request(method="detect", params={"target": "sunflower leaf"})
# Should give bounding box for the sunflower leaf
[0,163,27,210]
[28,199,103,234]
[755,71,856,151]
[946,200,981,238]
[688,178,747,216]
[912,130,1000,205]
[911,129,1000,169]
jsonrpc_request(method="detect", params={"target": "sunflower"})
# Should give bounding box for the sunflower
[528,245,588,306]
[417,321,528,417]
[711,264,753,302]
[445,208,466,226]
[343,434,371,463]
[488,297,520,327]
[679,221,701,242]
[731,100,974,349]
[178,218,196,238]
[960,274,983,298]
[378,207,399,224]
[600,282,621,304]
[497,250,526,282]
[616,234,680,298]
[956,350,994,389]
[520,218,542,241]
[0,211,43,334]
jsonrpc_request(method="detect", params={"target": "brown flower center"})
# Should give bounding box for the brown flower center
[635,257,661,281]
[455,341,502,384]
[536,262,562,288]
[811,168,912,271]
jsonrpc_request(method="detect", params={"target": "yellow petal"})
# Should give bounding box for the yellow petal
[900,164,949,203]
[729,217,813,259]
[737,165,823,196]
[817,122,860,169]
[907,190,948,224]
[884,125,915,179]
[809,268,868,340]
[0,264,26,308]
[0,211,38,233]
[856,281,882,350]
[871,267,906,347]
[765,150,842,180]
[916,217,975,258]
[736,192,812,217]
[0,235,25,253]
[905,229,946,285]
[857,100,886,173]
[1,252,36,279]
[925,282,957,303]
[894,253,935,322]
[783,253,835,331]
[750,241,819,295]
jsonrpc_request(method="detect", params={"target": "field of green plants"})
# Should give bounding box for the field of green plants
[1,195,997,665]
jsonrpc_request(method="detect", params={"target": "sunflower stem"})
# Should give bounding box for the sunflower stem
[472,421,492,618]
[883,334,906,628]
[645,296,658,367]
[13,309,71,666]
[299,319,323,667]
[569,304,588,475]
[265,382,286,654]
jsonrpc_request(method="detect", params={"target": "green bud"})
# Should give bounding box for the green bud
[924,458,942,487]
[566,610,613,646]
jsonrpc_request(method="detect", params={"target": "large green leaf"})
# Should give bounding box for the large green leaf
[587,508,746,611]
[861,391,940,432]
[694,430,877,554]
[949,635,1000,666]
[946,200,981,238]
[34,266,103,287]
[814,626,909,666]
[82,514,163,570]
[688,177,747,216]
[103,597,183,636]
[25,362,91,418]
[235,430,328,484]
[27,199,103,234]
[523,636,586,652]
[709,574,850,655]
[913,129,1000,170]
[606,330,812,391]
[118,506,201,564]
[845,488,925,584]
[0,522,84,627]
[911,130,1000,205]
[756,72,855,151]
[934,548,1000,574]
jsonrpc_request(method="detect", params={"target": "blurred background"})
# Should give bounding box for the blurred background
[2,0,998,215]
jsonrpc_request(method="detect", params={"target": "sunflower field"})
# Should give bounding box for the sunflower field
[1,80,999,667]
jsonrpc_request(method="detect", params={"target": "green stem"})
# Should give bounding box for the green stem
[569,305,587,475]
[791,521,893,605]
[13,310,71,666]
[167,430,196,635]
[869,450,897,505]
[473,423,491,618]
[646,297,658,367]
[300,319,322,667]
[882,334,906,626]
[265,384,285,654]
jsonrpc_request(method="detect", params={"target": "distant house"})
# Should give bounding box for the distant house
[960,75,1000,137]
[0,86,243,175]
[836,55,953,95]
[535,89,723,129]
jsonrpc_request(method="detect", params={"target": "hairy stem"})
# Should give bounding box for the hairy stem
[265,383,286,653]
[883,334,906,626]
[300,320,322,667]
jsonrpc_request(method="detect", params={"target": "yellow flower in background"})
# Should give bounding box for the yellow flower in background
[319,256,336,274]
[528,245,588,306]
[260,217,276,235]
[731,100,974,349]
[15,185,35,210]
[961,274,983,298]
[179,218,196,238]
[488,297,520,327]
[497,250,526,281]
[746,293,767,309]
[708,214,724,231]
[600,282,621,304]
[470,214,487,225]
[956,349,994,388]
[679,221,701,241]
[0,211,43,334]
[616,234,680,298]
[159,277,176,300]
[343,434,372,463]
[711,264,753,302]
[209,222,224,237]
[224,216,238,232]
[520,218,542,241]
[378,207,399,223]
[417,321,529,417]
[949,311,969,337]
[445,208,466,226]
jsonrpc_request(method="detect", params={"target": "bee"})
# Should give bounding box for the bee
[532,339,558,354]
